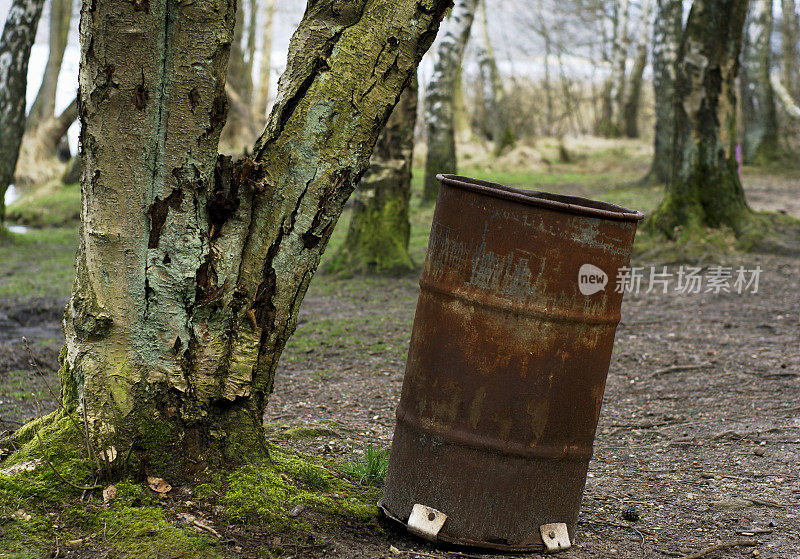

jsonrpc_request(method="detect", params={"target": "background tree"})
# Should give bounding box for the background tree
[327,74,418,275]
[25,0,71,130]
[221,3,255,149]
[254,0,275,126]
[650,0,751,236]
[471,0,512,153]
[621,0,652,138]
[422,0,480,202]
[781,0,800,96]
[0,0,45,224]
[741,0,779,163]
[597,0,630,136]
[25,0,451,482]
[642,0,682,184]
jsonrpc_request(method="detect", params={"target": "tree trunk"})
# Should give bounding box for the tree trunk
[643,0,682,184]
[327,74,417,275]
[650,0,751,236]
[0,0,45,224]
[60,0,449,482]
[16,95,77,185]
[741,0,779,163]
[26,0,71,130]
[254,0,275,125]
[221,6,253,149]
[472,0,507,150]
[781,0,800,96]
[622,0,652,138]
[596,0,629,136]
[422,0,479,202]
[610,0,630,133]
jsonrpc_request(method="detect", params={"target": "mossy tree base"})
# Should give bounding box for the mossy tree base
[327,77,417,276]
[1,414,381,558]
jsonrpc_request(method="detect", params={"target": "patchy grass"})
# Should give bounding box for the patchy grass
[339,443,389,486]
[5,182,81,228]
[0,227,77,300]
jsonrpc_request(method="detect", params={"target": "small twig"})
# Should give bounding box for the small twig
[35,430,101,491]
[678,540,758,559]
[652,363,712,377]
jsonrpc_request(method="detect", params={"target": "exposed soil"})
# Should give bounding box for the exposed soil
[1,168,798,558]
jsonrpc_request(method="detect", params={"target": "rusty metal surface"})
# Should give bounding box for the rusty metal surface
[380,174,644,551]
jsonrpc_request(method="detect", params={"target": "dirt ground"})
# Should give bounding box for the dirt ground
[1,160,798,558]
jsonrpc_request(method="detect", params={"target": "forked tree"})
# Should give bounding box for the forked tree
[650,0,751,235]
[11,0,450,482]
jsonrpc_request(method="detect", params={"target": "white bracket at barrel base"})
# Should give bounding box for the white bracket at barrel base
[540,523,571,553]
[407,504,447,541]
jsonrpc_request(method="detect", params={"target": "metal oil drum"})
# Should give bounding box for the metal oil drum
[379,174,645,552]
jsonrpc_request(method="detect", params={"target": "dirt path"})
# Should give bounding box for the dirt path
[1,166,798,558]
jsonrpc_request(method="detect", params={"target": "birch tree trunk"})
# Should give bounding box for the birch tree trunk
[327,74,417,275]
[643,0,681,184]
[472,0,502,145]
[0,0,44,224]
[621,0,652,138]
[26,0,72,130]
[741,0,779,163]
[650,0,751,236]
[16,95,77,185]
[781,0,800,96]
[422,0,479,202]
[254,0,275,125]
[53,0,449,482]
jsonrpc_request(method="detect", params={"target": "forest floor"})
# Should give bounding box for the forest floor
[1,138,798,559]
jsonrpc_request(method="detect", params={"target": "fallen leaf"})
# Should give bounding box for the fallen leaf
[389,545,401,555]
[102,484,117,503]
[147,476,172,494]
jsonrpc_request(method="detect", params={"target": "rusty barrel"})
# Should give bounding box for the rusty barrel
[379,174,645,551]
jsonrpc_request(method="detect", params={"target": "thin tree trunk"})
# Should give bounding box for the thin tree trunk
[622,0,652,138]
[245,0,257,102]
[772,73,800,118]
[610,0,630,133]
[221,6,252,148]
[52,0,449,481]
[254,0,275,125]
[650,0,751,236]
[781,0,800,95]
[422,0,480,202]
[472,0,508,152]
[26,0,71,130]
[0,0,45,224]
[327,74,418,275]
[741,0,779,163]
[643,0,682,184]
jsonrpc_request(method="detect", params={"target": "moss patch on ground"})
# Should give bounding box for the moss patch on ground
[1,415,382,558]
[0,226,77,300]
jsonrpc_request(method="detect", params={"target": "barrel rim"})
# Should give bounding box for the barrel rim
[436,174,646,222]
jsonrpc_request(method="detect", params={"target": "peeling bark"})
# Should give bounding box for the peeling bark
[650,0,751,236]
[327,74,417,275]
[741,0,779,163]
[643,0,681,184]
[422,0,479,202]
[0,0,45,223]
[64,0,450,481]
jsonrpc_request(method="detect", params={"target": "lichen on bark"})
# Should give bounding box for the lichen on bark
[57,0,451,482]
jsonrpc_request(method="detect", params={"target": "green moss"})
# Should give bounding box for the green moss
[213,446,380,531]
[0,226,77,299]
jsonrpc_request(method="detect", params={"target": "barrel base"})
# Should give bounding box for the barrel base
[380,421,590,552]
